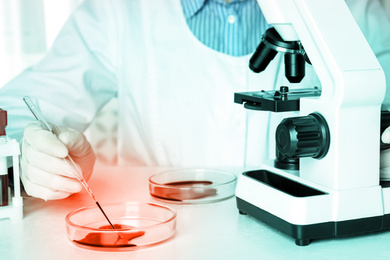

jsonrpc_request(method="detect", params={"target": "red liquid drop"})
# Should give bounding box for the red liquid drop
[74,224,145,247]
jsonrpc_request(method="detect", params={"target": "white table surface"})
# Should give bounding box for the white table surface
[1,163,390,260]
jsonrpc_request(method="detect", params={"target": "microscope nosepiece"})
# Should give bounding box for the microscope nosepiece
[249,27,308,83]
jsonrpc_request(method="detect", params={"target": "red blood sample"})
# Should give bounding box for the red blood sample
[74,224,145,247]
[0,175,8,206]
[0,109,8,206]
[0,109,6,136]
[151,180,217,201]
[164,180,213,187]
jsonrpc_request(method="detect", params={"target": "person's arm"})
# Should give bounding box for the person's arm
[0,0,119,141]
[0,0,119,200]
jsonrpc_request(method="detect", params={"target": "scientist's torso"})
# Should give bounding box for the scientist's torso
[0,0,386,168]
[114,0,318,167]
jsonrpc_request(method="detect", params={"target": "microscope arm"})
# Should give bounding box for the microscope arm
[255,0,386,190]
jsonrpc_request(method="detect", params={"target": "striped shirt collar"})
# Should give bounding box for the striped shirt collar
[182,0,245,19]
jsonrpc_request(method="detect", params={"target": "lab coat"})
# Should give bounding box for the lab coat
[0,0,389,168]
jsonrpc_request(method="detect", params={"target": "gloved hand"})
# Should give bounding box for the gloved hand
[381,126,390,181]
[20,122,96,200]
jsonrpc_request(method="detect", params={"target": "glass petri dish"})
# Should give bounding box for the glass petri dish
[149,168,237,204]
[65,202,176,251]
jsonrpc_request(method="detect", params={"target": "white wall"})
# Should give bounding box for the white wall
[0,0,83,87]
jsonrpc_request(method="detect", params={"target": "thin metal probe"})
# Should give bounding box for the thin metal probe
[23,96,115,229]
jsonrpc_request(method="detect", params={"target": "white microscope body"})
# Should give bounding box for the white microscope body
[235,0,389,245]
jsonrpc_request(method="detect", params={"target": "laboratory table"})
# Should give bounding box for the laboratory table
[1,163,390,260]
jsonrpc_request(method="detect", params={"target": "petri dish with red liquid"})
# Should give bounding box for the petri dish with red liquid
[65,202,176,251]
[149,168,237,204]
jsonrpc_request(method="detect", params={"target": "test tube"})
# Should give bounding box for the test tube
[0,109,9,206]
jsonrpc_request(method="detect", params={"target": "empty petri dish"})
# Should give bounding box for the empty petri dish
[149,168,237,204]
[65,202,176,251]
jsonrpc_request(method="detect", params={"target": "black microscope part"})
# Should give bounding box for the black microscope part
[234,86,321,113]
[275,112,330,160]
[249,41,278,73]
[381,110,390,150]
[249,27,307,83]
[285,53,305,83]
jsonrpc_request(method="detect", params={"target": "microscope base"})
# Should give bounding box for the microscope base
[237,197,390,246]
[235,168,390,246]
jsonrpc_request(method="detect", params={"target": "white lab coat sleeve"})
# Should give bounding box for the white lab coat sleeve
[0,0,118,141]
[347,0,390,110]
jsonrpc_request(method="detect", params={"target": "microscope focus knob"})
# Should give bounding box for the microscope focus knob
[276,113,330,159]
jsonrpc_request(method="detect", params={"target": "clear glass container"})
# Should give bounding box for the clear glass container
[65,202,176,251]
[149,168,237,204]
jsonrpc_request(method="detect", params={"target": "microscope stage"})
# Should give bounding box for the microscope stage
[234,87,321,112]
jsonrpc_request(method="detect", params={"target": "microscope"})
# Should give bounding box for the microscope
[234,0,390,245]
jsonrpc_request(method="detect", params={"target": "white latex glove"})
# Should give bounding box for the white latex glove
[381,126,390,180]
[20,122,96,200]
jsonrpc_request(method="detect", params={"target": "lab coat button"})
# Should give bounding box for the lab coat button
[227,15,236,24]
